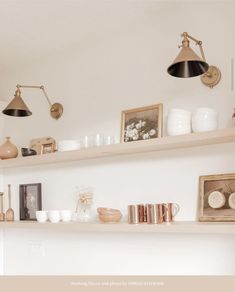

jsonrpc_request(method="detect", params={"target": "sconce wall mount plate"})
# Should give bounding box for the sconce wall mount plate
[200,65,221,88]
[50,102,63,120]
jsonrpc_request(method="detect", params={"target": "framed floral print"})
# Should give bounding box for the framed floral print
[121,104,163,142]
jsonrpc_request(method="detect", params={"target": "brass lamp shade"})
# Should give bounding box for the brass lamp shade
[2,89,32,117]
[167,46,209,78]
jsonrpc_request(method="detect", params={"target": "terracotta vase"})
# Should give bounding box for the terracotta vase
[0,137,18,159]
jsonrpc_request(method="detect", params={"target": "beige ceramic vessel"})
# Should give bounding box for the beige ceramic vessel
[0,137,18,159]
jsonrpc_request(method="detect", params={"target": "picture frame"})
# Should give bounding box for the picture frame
[199,173,235,222]
[30,136,56,155]
[121,104,163,143]
[41,142,55,154]
[19,183,42,220]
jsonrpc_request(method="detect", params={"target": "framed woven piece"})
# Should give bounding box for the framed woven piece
[199,173,235,222]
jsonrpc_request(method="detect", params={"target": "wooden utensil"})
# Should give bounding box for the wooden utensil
[0,192,5,221]
[5,184,14,221]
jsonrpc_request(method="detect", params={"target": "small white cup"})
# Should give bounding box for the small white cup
[48,210,61,223]
[36,211,48,223]
[61,210,73,222]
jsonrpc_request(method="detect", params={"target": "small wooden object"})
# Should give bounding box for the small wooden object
[30,136,56,155]
[0,192,5,221]
[5,184,14,221]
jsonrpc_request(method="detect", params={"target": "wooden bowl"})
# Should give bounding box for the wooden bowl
[97,207,121,215]
[98,212,122,223]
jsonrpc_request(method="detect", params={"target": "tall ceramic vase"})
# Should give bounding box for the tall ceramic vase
[0,137,18,159]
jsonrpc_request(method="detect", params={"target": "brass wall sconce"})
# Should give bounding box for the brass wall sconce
[167,32,221,88]
[2,84,63,120]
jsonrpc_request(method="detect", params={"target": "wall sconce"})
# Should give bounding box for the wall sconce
[167,32,221,88]
[2,84,63,120]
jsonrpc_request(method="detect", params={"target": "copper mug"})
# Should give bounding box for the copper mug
[163,203,180,222]
[128,204,145,224]
[146,204,164,224]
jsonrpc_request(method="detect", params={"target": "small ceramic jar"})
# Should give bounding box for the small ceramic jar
[192,108,218,132]
[167,109,191,136]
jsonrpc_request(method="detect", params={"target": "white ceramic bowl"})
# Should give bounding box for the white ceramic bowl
[61,210,73,222]
[58,140,80,152]
[167,109,191,136]
[192,108,218,132]
[48,210,61,223]
[36,211,48,223]
[168,109,191,116]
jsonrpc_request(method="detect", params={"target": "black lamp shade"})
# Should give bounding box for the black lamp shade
[167,60,209,78]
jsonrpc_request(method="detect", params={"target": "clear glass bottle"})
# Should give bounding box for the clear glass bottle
[75,187,93,222]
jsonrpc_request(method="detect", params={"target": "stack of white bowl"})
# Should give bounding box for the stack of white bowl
[57,140,80,152]
[167,109,191,136]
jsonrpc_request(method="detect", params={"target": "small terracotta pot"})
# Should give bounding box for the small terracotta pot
[0,137,18,160]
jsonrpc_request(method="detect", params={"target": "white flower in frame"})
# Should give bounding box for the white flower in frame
[149,129,156,136]
[127,129,138,138]
[143,133,150,140]
[132,134,139,141]
[135,122,141,130]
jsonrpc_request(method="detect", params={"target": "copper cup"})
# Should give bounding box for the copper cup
[163,203,180,222]
[128,204,145,224]
[146,204,164,224]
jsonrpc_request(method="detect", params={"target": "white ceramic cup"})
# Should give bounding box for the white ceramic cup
[61,210,73,222]
[48,210,61,223]
[36,211,48,223]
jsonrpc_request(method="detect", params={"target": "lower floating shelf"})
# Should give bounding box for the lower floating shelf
[0,221,235,234]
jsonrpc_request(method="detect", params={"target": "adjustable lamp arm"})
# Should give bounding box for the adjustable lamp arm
[16,84,63,119]
[180,32,206,62]
[16,84,52,107]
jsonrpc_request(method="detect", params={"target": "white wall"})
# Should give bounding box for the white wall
[0,1,235,275]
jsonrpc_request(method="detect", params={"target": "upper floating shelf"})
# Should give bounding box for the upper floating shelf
[1,128,235,169]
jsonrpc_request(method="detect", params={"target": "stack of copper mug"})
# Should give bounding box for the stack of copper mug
[128,203,180,224]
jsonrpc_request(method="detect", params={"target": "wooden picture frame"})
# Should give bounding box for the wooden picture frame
[199,173,235,222]
[41,142,55,154]
[19,183,42,221]
[121,104,163,143]
[30,136,56,155]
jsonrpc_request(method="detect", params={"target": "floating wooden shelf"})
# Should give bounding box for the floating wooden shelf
[1,128,235,169]
[0,221,235,234]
